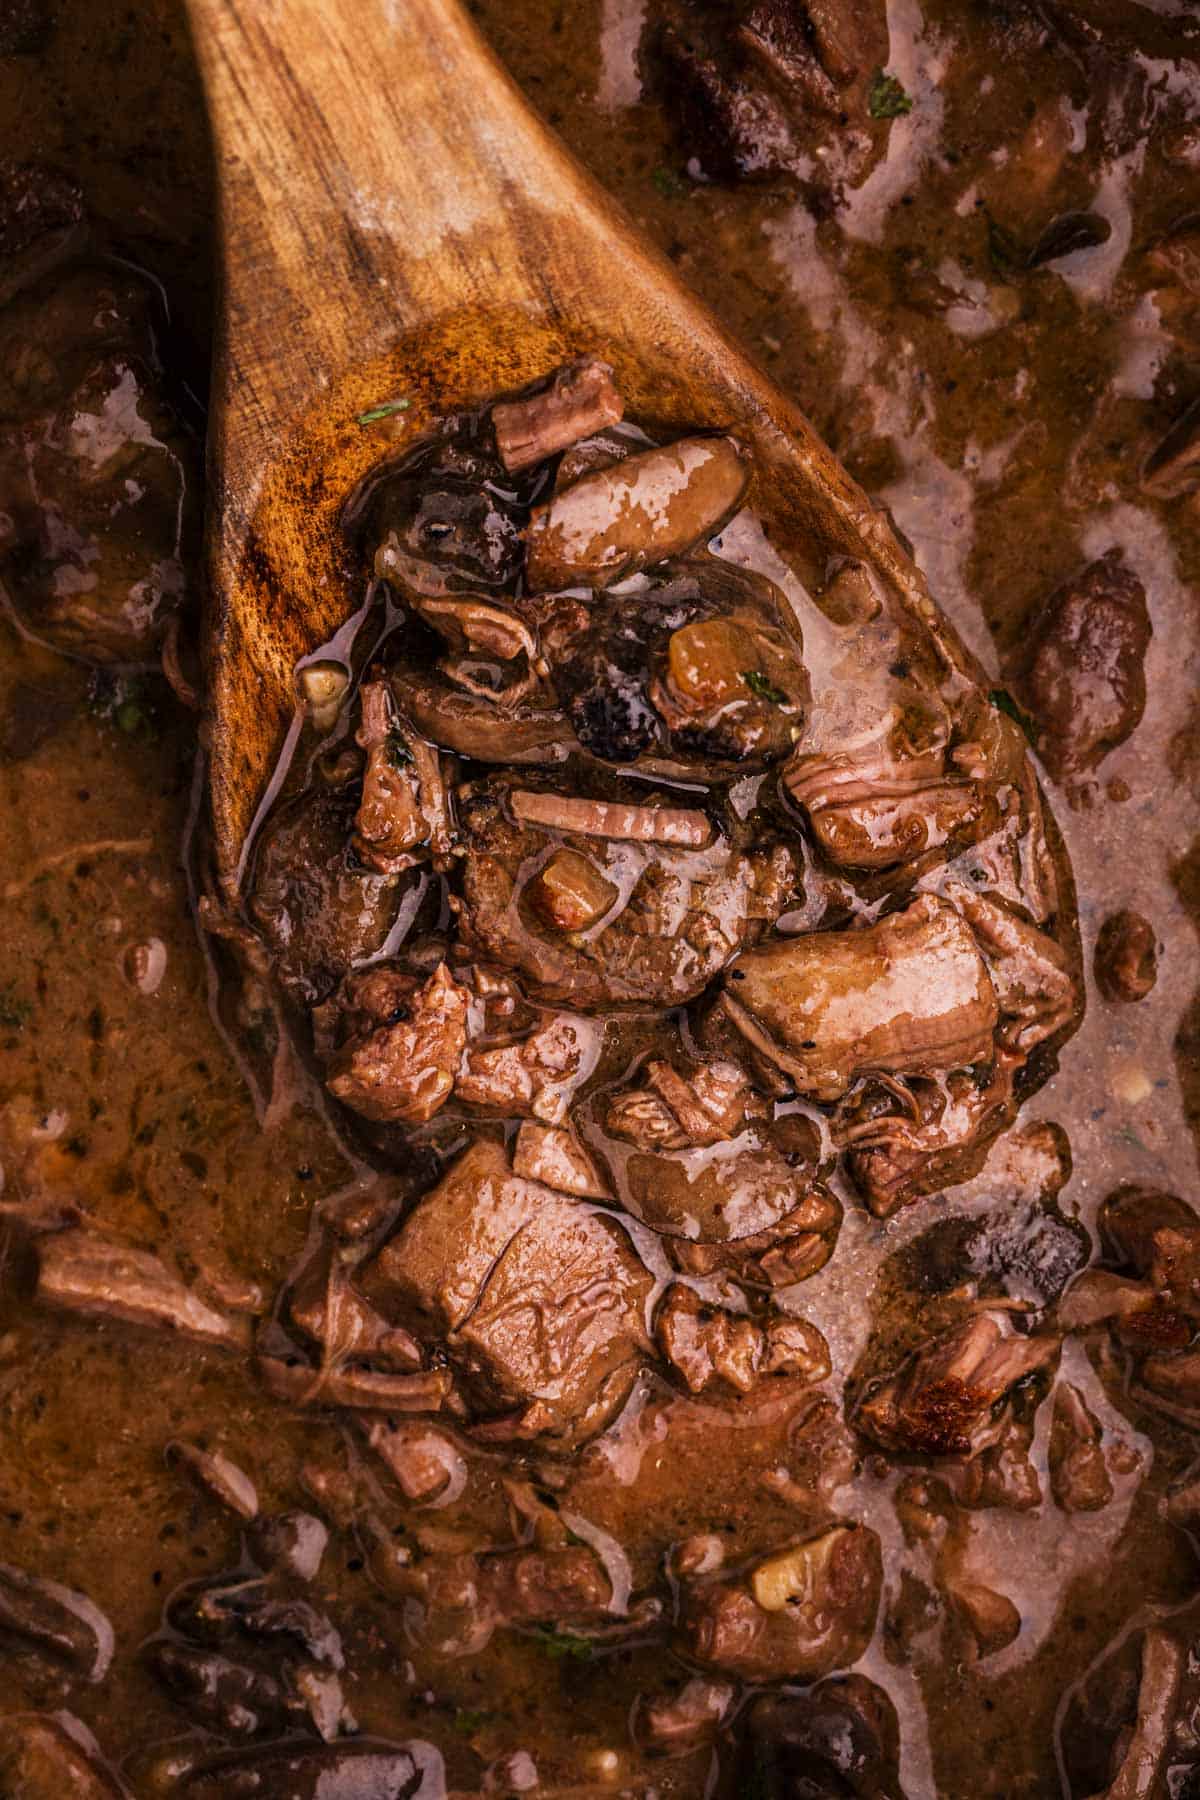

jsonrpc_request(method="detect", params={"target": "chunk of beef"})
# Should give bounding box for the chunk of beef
[1095,910,1158,1003]
[369,1138,653,1444]
[455,771,790,1009]
[857,1315,1059,1458]
[655,1284,830,1394]
[178,1739,441,1800]
[529,561,808,773]
[351,680,450,874]
[719,895,999,1102]
[523,435,749,591]
[389,664,574,765]
[286,1250,423,1370]
[679,1525,882,1681]
[1050,1381,1114,1513]
[606,1056,760,1150]
[0,1562,113,1680]
[247,781,406,1006]
[0,261,195,663]
[455,994,603,1123]
[1006,553,1151,780]
[0,1716,124,1800]
[492,357,624,473]
[512,1121,611,1197]
[326,962,469,1124]
[36,1228,248,1351]
[948,887,1079,1054]
[739,1676,904,1800]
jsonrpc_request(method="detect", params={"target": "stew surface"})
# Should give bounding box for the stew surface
[1,2,1199,1797]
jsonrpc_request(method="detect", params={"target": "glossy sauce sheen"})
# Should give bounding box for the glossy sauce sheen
[0,2,1199,1798]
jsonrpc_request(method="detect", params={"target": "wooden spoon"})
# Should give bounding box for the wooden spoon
[186,0,955,900]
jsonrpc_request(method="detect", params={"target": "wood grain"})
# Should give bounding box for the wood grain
[185,0,962,899]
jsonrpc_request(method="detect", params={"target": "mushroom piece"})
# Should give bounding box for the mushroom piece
[1094,910,1158,1003]
[492,357,625,473]
[167,1441,260,1521]
[947,1579,1021,1657]
[0,1562,114,1681]
[510,788,712,848]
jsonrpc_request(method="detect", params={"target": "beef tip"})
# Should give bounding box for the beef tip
[455,770,788,1009]
[523,435,749,591]
[841,1059,1020,1219]
[484,1544,612,1622]
[739,1675,903,1800]
[36,1228,249,1351]
[0,261,196,664]
[368,429,530,598]
[455,994,603,1123]
[369,1138,653,1444]
[857,1314,1059,1458]
[1050,1382,1114,1513]
[531,561,807,772]
[1006,552,1151,780]
[0,1716,124,1800]
[178,1738,441,1800]
[167,1440,260,1521]
[1095,909,1158,1003]
[633,1675,735,1757]
[719,894,999,1102]
[248,1511,329,1582]
[604,1055,760,1150]
[655,1283,829,1394]
[0,1561,113,1680]
[352,681,451,874]
[512,1121,611,1198]
[326,962,469,1124]
[948,887,1079,1054]
[492,358,625,473]
[247,781,407,1006]
[947,1579,1021,1658]
[668,1186,843,1288]
[680,1524,882,1682]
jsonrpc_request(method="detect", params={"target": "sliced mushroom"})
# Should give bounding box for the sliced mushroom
[492,357,625,473]
[510,788,711,847]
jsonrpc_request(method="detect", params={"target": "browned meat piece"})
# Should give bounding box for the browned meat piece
[1098,1186,1200,1338]
[286,1251,423,1369]
[1091,1628,1184,1800]
[0,1716,124,1800]
[390,664,574,765]
[247,781,406,1005]
[655,1284,829,1394]
[1049,1382,1113,1513]
[679,1525,881,1681]
[352,680,450,873]
[1142,395,1200,500]
[523,436,749,591]
[167,1441,260,1521]
[36,1229,248,1351]
[179,1739,438,1799]
[0,261,196,663]
[456,1000,602,1123]
[368,428,532,599]
[511,1121,611,1197]
[484,1544,612,1621]
[1095,909,1158,1002]
[949,887,1079,1053]
[492,358,624,473]
[455,771,788,1009]
[739,1676,904,1800]
[605,1056,758,1150]
[325,962,469,1124]
[857,1314,1059,1458]
[247,1511,328,1582]
[1007,553,1151,780]
[947,1579,1021,1657]
[527,848,620,932]
[719,895,999,1102]
[669,1186,843,1287]
[529,561,808,772]
[360,1419,465,1503]
[633,1676,735,1756]
[0,1562,113,1681]
[369,1138,653,1443]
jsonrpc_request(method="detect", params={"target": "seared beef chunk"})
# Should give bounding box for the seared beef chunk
[527,559,808,771]
[36,1228,248,1350]
[856,1314,1059,1458]
[523,435,748,591]
[454,770,792,1008]
[368,1138,653,1444]
[178,1739,441,1799]
[740,1676,904,1799]
[1006,552,1151,781]
[0,1562,113,1680]
[0,1716,124,1800]
[1094,908,1158,1002]
[492,356,624,473]
[0,260,195,663]
[248,781,406,1006]
[679,1524,882,1680]
[655,1283,830,1393]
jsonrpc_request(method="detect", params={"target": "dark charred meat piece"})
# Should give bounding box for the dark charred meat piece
[455,770,790,1009]
[679,1525,882,1681]
[856,1314,1059,1458]
[655,1283,829,1394]
[529,560,808,771]
[718,894,999,1102]
[1094,909,1158,1002]
[0,1562,113,1680]
[247,781,405,1006]
[492,357,625,473]
[0,261,195,663]
[740,1675,904,1799]
[325,962,469,1124]
[1006,552,1151,780]
[523,435,749,591]
[0,1716,125,1800]
[36,1228,248,1350]
[178,1739,441,1799]
[369,1137,653,1444]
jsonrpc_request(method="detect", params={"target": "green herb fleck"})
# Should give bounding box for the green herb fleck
[453,1708,494,1736]
[529,1626,594,1662]
[868,70,913,119]
[742,669,787,704]
[652,165,687,199]
[90,673,158,741]
[988,688,1037,745]
[984,210,1023,277]
[355,398,411,426]
[0,985,32,1030]
[1118,1124,1147,1152]
[385,728,413,768]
